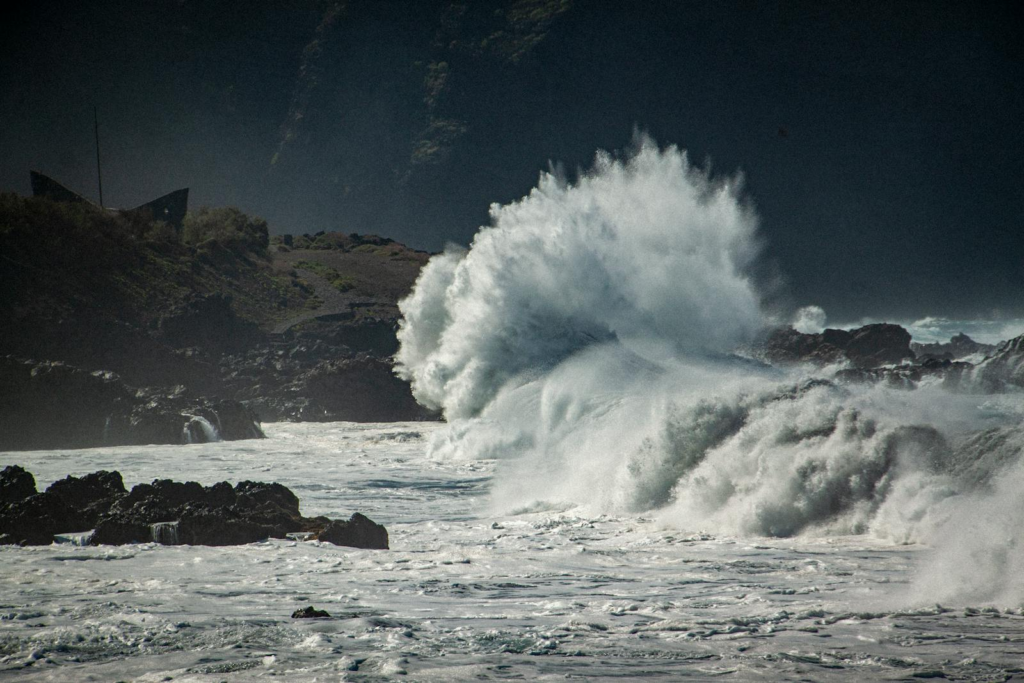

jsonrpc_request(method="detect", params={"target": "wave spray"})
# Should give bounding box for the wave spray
[396,136,1024,606]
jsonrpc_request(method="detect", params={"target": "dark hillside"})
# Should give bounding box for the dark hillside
[0,194,435,449]
[0,195,314,388]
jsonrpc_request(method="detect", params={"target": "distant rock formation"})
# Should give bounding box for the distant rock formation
[758,324,1024,395]
[0,191,434,428]
[759,323,914,368]
[911,333,997,361]
[968,334,1024,392]
[0,468,389,549]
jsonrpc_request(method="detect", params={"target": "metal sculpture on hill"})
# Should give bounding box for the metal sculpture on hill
[29,171,189,231]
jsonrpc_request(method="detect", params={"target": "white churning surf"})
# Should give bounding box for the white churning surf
[4,422,1024,681]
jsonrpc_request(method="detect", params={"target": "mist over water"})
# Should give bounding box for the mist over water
[397,137,1024,606]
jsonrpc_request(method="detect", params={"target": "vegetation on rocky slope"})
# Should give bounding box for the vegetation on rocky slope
[0,194,312,341]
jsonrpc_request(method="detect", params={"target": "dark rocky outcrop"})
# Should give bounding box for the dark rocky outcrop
[911,333,997,362]
[759,325,1020,394]
[0,469,124,545]
[291,356,428,422]
[844,324,915,367]
[969,334,1024,392]
[292,606,331,619]
[760,323,914,369]
[0,356,264,451]
[0,491,75,546]
[0,465,37,505]
[155,293,260,355]
[233,351,435,423]
[317,513,389,550]
[0,467,388,549]
[45,471,127,529]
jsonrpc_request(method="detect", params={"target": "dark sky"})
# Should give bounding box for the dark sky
[2,1,1022,321]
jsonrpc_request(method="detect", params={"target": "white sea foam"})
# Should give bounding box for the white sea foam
[4,423,1024,679]
[183,415,220,444]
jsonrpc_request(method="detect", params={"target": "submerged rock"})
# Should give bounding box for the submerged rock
[292,606,331,619]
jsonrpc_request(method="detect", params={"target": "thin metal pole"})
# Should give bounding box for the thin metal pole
[94,106,104,208]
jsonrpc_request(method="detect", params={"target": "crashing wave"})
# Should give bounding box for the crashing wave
[395,135,1024,602]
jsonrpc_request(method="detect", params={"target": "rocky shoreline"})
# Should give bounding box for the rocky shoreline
[0,356,264,451]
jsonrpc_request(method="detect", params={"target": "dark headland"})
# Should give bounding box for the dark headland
[0,193,436,451]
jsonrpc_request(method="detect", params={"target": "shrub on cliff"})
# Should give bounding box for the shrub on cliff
[183,206,269,256]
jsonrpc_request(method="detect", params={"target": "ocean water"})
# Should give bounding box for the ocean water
[3,421,1024,682]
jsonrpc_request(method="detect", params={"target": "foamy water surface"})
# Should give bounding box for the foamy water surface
[3,422,1024,681]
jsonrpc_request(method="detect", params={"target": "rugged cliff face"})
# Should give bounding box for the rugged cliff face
[758,323,915,369]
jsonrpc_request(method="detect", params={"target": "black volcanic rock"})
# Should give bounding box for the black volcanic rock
[90,517,153,545]
[844,324,914,367]
[0,465,37,505]
[242,353,435,423]
[156,293,260,355]
[235,481,301,517]
[176,505,272,546]
[292,606,331,619]
[45,470,126,529]
[317,513,389,550]
[0,357,133,450]
[1,469,125,544]
[0,491,75,546]
[296,355,429,422]
[760,323,914,369]
[94,479,390,548]
[0,469,396,549]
